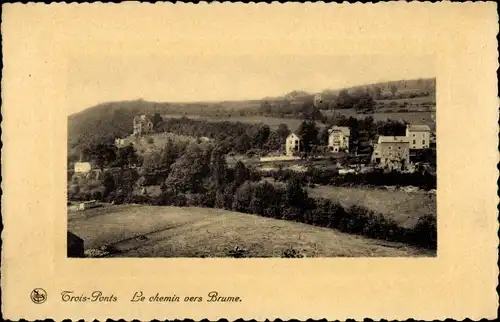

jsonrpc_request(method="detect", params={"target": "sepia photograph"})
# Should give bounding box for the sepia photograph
[66,55,437,258]
[3,2,498,321]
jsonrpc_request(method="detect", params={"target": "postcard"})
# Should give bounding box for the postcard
[1,2,498,320]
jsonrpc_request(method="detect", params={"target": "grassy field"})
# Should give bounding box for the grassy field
[307,185,436,229]
[162,110,434,132]
[324,109,434,124]
[68,205,434,257]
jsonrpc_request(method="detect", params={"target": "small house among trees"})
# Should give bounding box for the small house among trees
[285,133,301,156]
[327,126,350,153]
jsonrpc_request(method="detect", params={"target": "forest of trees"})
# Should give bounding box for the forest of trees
[69,139,436,250]
[70,115,411,174]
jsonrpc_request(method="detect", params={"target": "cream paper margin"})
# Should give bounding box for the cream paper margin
[1,2,498,321]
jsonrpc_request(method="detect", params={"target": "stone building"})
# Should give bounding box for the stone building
[133,114,154,136]
[406,124,431,149]
[371,136,410,169]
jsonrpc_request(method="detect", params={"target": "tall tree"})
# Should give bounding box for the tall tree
[319,127,330,146]
[390,84,398,97]
[334,89,353,109]
[151,112,163,129]
[353,92,375,114]
[372,86,382,100]
[249,124,271,148]
[115,144,140,169]
[209,147,228,189]
[260,100,272,115]
[164,143,210,193]
[83,143,117,170]
[233,161,250,186]
[276,123,291,141]
[301,102,325,122]
[264,131,282,151]
[297,120,319,154]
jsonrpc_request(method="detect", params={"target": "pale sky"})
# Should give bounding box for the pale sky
[57,4,439,115]
[66,54,435,115]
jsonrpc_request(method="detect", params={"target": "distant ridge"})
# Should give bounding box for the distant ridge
[68,77,435,156]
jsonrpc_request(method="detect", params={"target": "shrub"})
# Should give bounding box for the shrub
[281,247,305,258]
[227,246,247,258]
[411,215,437,249]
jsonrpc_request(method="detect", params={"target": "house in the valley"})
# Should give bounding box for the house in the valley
[74,162,92,173]
[133,114,154,136]
[285,133,301,156]
[327,126,350,153]
[406,124,431,149]
[371,136,410,169]
[115,137,126,147]
[313,93,323,108]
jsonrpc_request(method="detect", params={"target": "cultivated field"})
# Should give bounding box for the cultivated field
[307,185,436,229]
[68,205,434,257]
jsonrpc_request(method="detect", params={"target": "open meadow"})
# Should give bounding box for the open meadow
[307,185,436,229]
[68,205,434,258]
[161,110,435,133]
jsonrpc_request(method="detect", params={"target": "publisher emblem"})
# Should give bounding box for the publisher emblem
[30,288,47,304]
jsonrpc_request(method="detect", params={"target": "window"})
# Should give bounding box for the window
[422,140,425,145]
[413,140,416,144]
[398,146,401,150]
[389,146,392,150]
[412,133,416,137]
[295,140,298,145]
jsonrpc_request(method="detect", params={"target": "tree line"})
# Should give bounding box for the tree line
[71,115,412,173]
[69,140,436,250]
[267,166,436,191]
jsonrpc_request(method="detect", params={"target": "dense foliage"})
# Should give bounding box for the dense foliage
[69,138,437,250]
[268,167,437,190]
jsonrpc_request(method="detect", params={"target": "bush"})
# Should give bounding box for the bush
[410,215,437,249]
[281,247,305,258]
[91,190,103,201]
[227,246,247,258]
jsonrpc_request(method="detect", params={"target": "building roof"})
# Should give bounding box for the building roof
[377,136,410,144]
[287,132,300,139]
[329,126,350,136]
[406,124,431,132]
[133,114,152,124]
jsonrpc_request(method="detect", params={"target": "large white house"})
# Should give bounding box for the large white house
[406,124,431,149]
[285,133,301,156]
[328,126,350,153]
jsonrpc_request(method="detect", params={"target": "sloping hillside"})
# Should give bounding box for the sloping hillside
[68,205,434,257]
[68,100,161,149]
[67,77,435,155]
